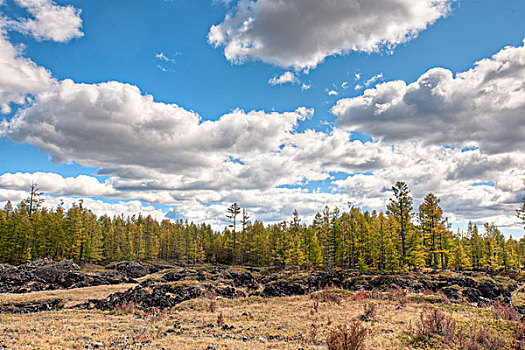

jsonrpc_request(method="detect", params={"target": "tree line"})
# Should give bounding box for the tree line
[0,182,524,271]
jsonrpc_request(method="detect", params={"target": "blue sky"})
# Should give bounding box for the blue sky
[0,0,524,235]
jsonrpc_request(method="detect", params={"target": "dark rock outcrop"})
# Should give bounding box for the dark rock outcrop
[262,280,307,297]
[105,261,148,278]
[0,299,64,314]
[0,260,135,293]
[90,284,203,311]
[226,270,259,290]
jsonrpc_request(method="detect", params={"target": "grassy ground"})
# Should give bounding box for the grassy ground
[0,286,519,350]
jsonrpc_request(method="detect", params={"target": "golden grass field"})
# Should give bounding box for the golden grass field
[0,283,520,350]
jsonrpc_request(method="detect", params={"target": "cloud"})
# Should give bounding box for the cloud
[333,40,525,154]
[301,83,311,91]
[328,90,338,96]
[155,52,176,63]
[0,188,167,221]
[8,0,83,42]
[209,0,451,69]
[365,73,383,87]
[0,7,523,233]
[2,79,312,191]
[0,172,116,197]
[268,71,298,85]
[0,0,83,113]
[0,30,56,114]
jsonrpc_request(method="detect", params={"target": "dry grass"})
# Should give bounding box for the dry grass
[0,285,516,350]
[0,283,137,308]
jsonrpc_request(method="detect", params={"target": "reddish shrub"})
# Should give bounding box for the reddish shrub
[415,308,457,343]
[354,289,367,301]
[208,300,217,313]
[492,300,521,322]
[113,300,135,314]
[515,321,525,350]
[459,326,507,350]
[326,322,369,350]
[311,300,319,314]
[217,312,224,327]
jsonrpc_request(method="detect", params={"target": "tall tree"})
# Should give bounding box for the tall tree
[518,197,525,231]
[419,193,446,270]
[226,203,241,265]
[240,208,250,265]
[387,181,413,265]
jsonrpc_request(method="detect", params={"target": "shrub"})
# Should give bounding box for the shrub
[361,303,377,321]
[514,321,525,350]
[353,289,367,301]
[491,300,521,322]
[113,300,135,315]
[205,290,217,299]
[326,322,369,350]
[414,308,457,343]
[311,300,319,314]
[144,306,166,321]
[322,291,342,304]
[313,290,343,304]
[217,312,224,327]
[459,326,507,350]
[208,300,217,313]
[309,322,319,343]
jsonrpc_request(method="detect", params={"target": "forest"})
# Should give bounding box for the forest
[1,181,524,271]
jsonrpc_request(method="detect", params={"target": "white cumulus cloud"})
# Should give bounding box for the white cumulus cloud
[268,71,298,85]
[9,0,83,42]
[333,40,525,154]
[209,0,451,69]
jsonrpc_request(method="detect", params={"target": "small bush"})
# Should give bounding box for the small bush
[322,291,342,304]
[354,289,367,301]
[414,308,457,344]
[309,322,319,343]
[217,312,224,327]
[459,326,507,350]
[113,300,135,315]
[326,322,369,350]
[144,306,166,321]
[313,290,343,304]
[205,290,217,299]
[311,300,319,314]
[514,321,525,350]
[491,300,521,322]
[208,300,217,313]
[361,303,377,321]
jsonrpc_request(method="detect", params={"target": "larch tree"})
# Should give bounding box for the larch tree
[518,198,525,231]
[226,203,241,265]
[419,193,447,270]
[387,181,413,266]
[240,208,250,265]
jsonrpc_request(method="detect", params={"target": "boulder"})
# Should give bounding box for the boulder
[91,284,203,311]
[262,280,306,297]
[105,261,148,278]
[226,270,259,290]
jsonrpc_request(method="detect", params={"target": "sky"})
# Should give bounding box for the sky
[0,0,524,236]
